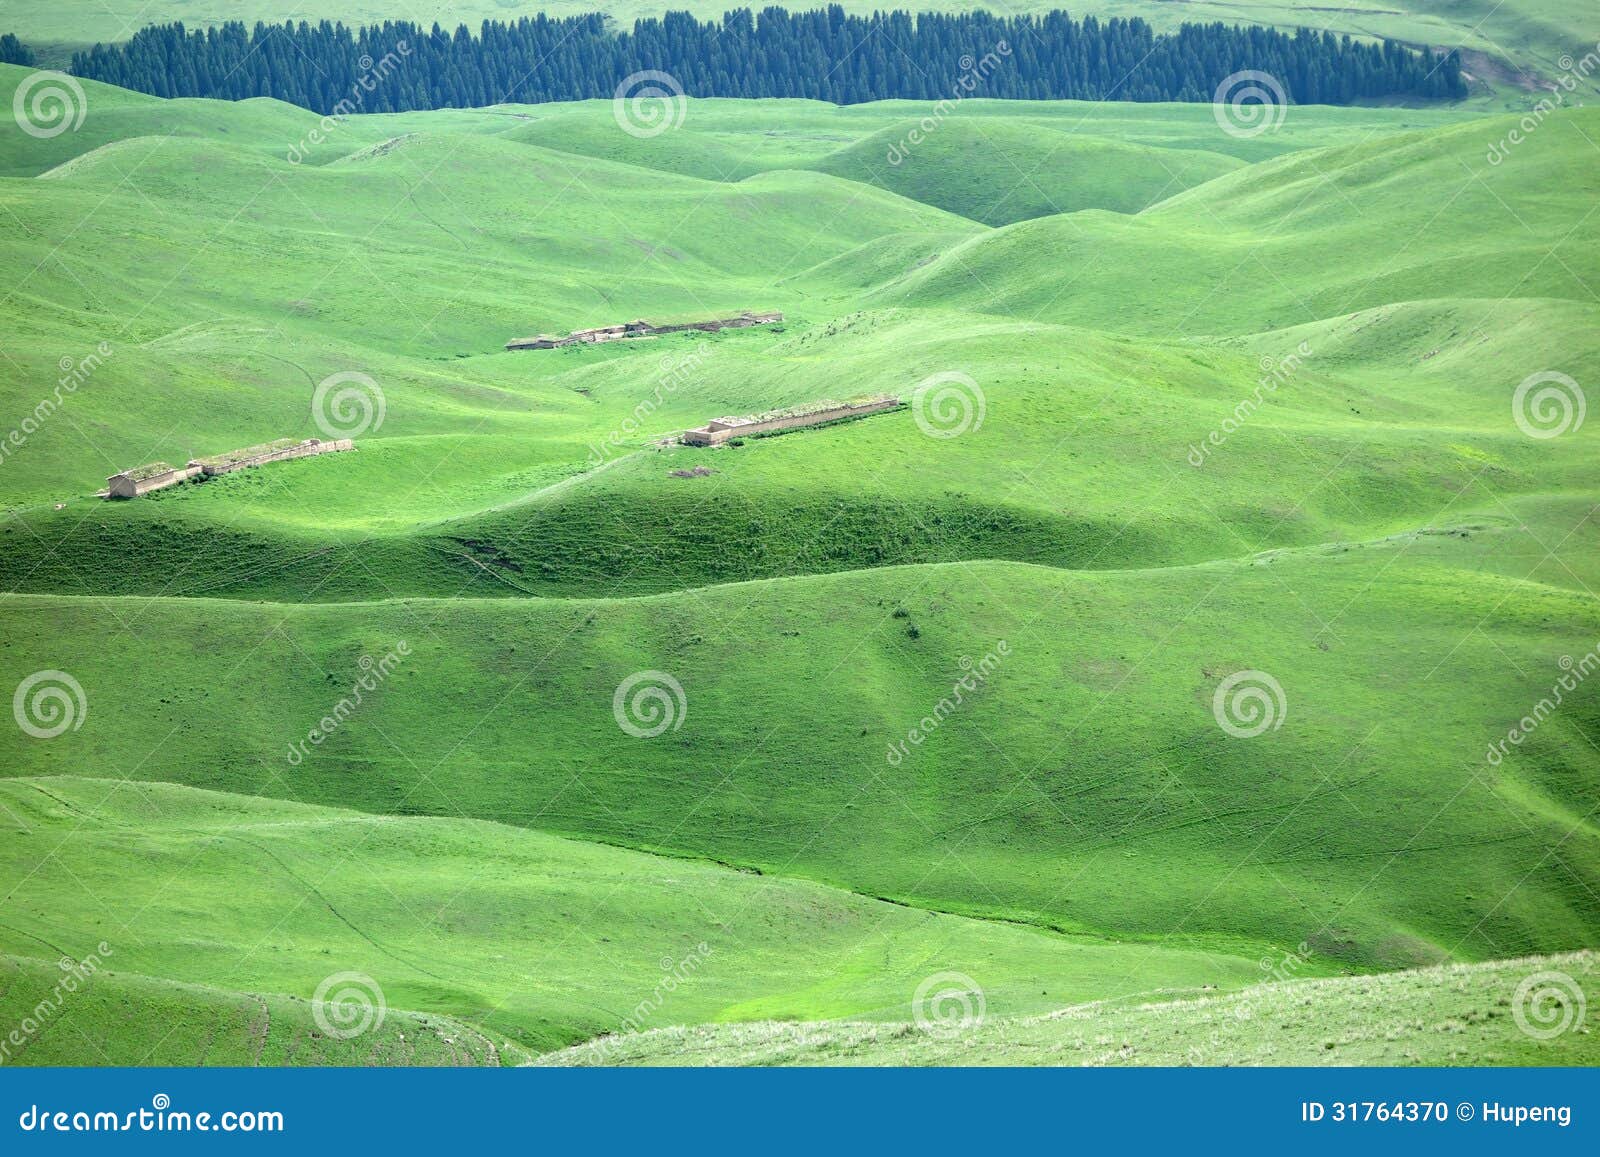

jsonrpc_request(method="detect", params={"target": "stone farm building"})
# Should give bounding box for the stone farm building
[507,311,782,350]
[681,396,901,447]
[105,461,201,499]
[105,438,352,498]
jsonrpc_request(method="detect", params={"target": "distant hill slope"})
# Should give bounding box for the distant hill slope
[541,951,1600,1065]
[4,537,1597,975]
[811,122,1243,224]
[882,107,1600,334]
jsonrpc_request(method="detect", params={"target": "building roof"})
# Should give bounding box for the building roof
[190,438,302,468]
[113,461,180,482]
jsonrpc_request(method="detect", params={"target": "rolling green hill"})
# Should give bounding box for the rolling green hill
[0,59,1594,1067]
[542,951,1600,1066]
[0,778,1270,1057]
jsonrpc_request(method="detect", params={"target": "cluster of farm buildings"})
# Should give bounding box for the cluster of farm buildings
[105,437,352,498]
[681,396,901,446]
[506,311,782,350]
[97,311,904,499]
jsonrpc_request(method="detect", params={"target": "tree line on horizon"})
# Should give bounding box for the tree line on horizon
[54,8,1465,113]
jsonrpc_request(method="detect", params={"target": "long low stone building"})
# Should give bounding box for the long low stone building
[105,461,201,499]
[682,396,901,447]
[104,438,353,498]
[189,437,353,476]
[507,311,782,351]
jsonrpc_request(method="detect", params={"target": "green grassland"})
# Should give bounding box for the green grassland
[0,952,531,1065]
[543,951,1600,1066]
[0,778,1271,1058]
[0,54,1596,1066]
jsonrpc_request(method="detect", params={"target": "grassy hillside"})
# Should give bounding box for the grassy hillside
[0,778,1269,1057]
[543,951,1600,1066]
[0,63,1594,1067]
[0,953,530,1065]
[4,538,1596,973]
